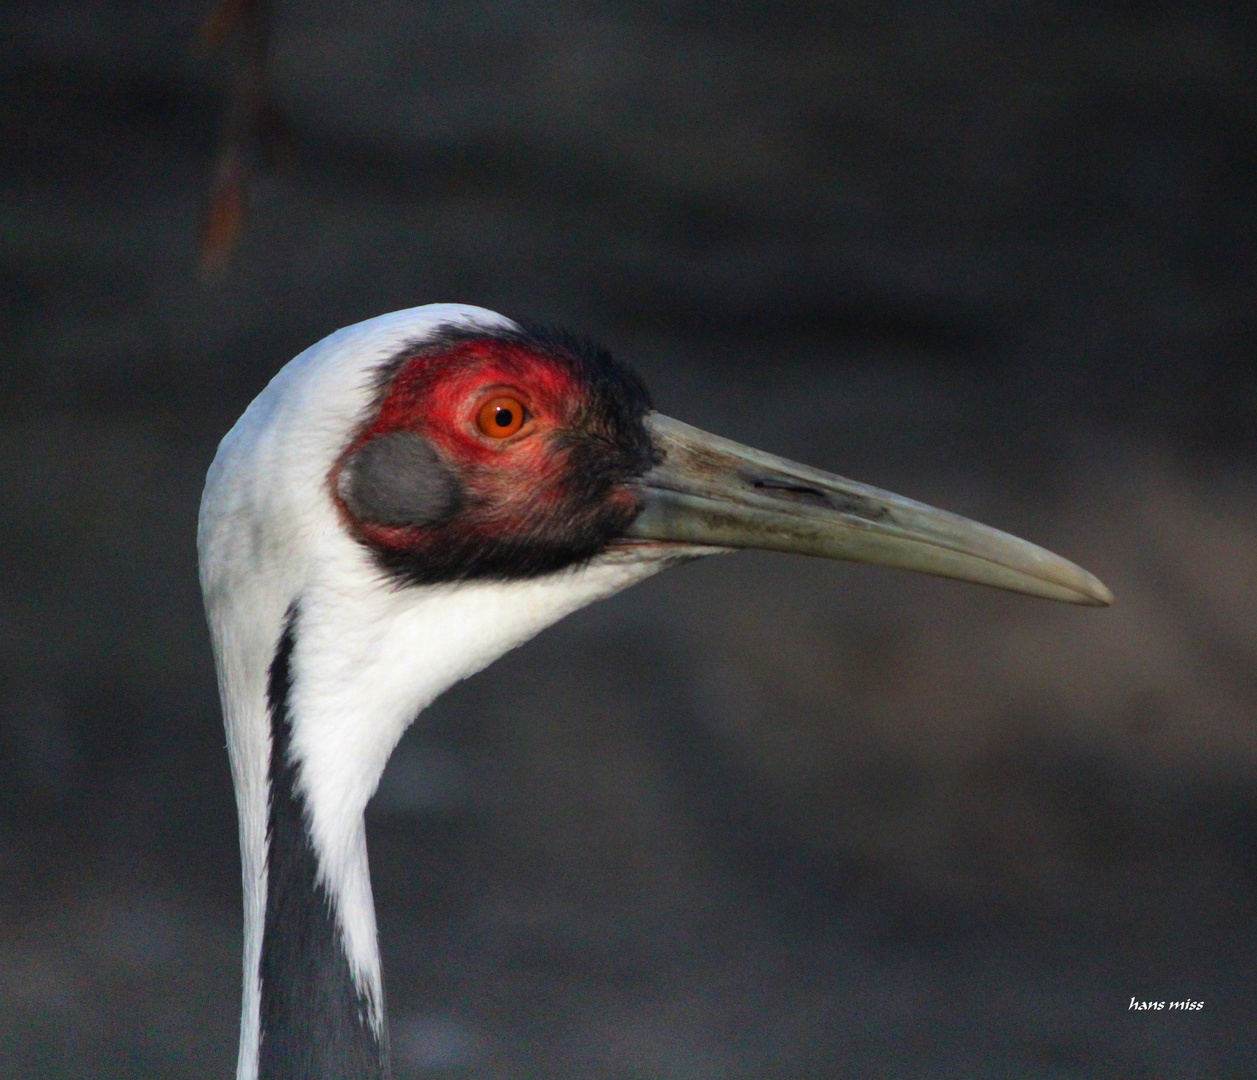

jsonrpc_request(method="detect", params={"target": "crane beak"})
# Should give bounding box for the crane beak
[622,413,1112,606]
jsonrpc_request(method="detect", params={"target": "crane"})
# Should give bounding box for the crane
[198,303,1111,1080]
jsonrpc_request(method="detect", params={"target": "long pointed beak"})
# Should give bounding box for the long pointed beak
[623,414,1112,606]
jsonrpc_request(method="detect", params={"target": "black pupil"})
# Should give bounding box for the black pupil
[494,407,514,427]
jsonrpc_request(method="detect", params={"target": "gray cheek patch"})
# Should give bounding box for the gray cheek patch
[338,431,462,527]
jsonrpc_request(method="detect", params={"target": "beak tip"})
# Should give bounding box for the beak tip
[1082,577,1115,607]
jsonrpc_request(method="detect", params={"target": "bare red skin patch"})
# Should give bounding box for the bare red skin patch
[331,332,651,583]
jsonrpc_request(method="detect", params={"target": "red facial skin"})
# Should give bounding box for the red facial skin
[332,337,645,575]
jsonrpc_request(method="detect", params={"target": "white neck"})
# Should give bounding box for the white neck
[211,545,681,1080]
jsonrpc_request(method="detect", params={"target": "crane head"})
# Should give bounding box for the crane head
[325,312,1112,606]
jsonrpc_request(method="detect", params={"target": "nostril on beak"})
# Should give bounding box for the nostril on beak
[753,478,889,520]
[753,478,829,507]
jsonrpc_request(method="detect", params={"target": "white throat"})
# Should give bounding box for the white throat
[287,552,678,1024]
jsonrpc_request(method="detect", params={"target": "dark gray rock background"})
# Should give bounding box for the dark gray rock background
[3,2,1256,1077]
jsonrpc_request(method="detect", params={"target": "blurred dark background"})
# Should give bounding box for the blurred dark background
[3,2,1256,1077]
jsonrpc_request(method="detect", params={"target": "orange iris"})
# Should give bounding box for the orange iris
[476,396,527,438]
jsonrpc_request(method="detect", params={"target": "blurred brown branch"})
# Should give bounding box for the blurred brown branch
[197,0,272,277]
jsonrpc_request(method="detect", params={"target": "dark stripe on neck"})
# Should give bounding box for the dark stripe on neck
[260,607,390,1080]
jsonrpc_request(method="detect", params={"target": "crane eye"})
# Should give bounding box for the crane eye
[476,396,528,438]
